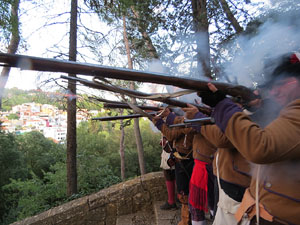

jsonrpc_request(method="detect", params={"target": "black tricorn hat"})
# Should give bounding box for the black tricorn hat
[259,52,300,88]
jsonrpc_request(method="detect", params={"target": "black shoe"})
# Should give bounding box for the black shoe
[160,202,177,210]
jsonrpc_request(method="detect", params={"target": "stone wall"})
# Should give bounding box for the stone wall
[11,172,167,225]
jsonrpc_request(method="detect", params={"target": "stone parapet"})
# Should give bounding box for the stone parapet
[11,171,166,225]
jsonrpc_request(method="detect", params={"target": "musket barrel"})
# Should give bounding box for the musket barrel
[89,97,125,104]
[61,75,212,115]
[103,103,161,111]
[183,117,215,124]
[0,53,257,101]
[92,112,157,121]
[169,117,215,128]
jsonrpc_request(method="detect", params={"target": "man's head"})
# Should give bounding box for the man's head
[262,52,300,106]
[269,76,300,106]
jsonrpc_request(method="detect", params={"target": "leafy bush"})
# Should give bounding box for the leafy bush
[1,118,162,224]
[16,131,65,179]
[0,131,28,225]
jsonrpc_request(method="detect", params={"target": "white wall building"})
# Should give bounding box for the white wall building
[43,126,67,142]
[3,102,88,142]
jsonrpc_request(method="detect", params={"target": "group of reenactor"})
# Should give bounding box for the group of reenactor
[150,52,300,225]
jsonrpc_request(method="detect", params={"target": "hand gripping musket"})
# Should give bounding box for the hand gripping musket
[169,117,215,128]
[0,53,257,102]
[60,75,212,115]
[92,111,157,121]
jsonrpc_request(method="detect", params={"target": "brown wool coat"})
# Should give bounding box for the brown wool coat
[180,110,217,162]
[224,99,300,224]
[190,132,216,163]
[160,116,195,155]
[201,125,251,188]
[180,124,216,163]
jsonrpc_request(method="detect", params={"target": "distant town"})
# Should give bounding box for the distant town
[0,102,100,143]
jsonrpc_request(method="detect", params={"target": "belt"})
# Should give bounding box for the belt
[220,179,246,202]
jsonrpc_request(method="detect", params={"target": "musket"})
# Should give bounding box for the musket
[103,102,162,111]
[88,97,125,104]
[169,117,215,128]
[61,75,212,115]
[0,53,257,102]
[92,112,157,121]
[88,97,162,111]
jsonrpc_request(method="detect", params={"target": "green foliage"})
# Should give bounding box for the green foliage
[1,113,161,224]
[1,88,103,112]
[77,118,161,180]
[77,94,103,111]
[0,0,13,43]
[99,118,161,178]
[1,88,64,111]
[3,175,49,221]
[2,162,66,223]
[139,120,161,173]
[1,133,67,224]
[16,131,65,179]
[0,131,28,225]
[77,121,121,192]
[0,131,27,187]
[7,113,19,120]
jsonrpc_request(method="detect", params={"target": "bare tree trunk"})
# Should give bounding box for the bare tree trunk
[132,116,146,175]
[219,0,243,34]
[191,0,212,79]
[123,15,146,175]
[0,0,20,109]
[67,0,78,196]
[123,15,134,69]
[119,118,126,181]
[130,7,159,59]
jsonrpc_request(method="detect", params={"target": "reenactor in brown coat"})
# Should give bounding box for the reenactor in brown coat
[152,107,195,225]
[183,105,251,225]
[198,52,300,225]
[181,109,217,225]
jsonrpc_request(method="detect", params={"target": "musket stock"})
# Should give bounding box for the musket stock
[0,53,257,102]
[169,117,215,128]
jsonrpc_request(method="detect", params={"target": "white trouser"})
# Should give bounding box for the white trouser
[192,221,206,225]
[213,152,250,225]
[213,188,250,225]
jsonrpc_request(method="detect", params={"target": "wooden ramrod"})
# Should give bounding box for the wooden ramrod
[0,53,257,102]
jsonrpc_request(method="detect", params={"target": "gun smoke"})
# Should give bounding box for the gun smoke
[146,4,300,187]
[223,8,300,88]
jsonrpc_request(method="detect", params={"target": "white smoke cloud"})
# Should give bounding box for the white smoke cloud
[224,10,300,87]
[143,59,168,95]
[145,7,300,99]
[145,59,201,104]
